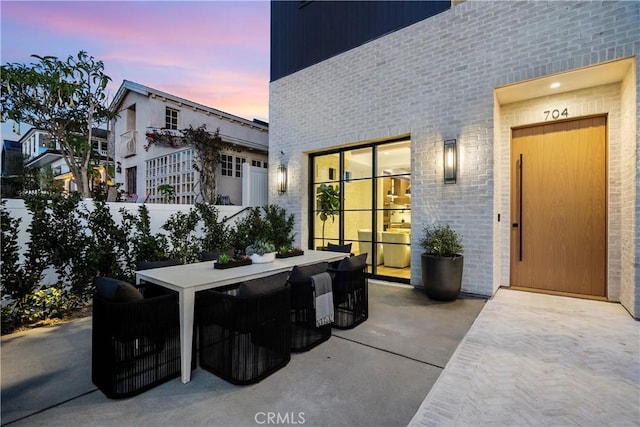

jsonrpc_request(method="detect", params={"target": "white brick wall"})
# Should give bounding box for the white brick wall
[620,59,639,316]
[269,1,639,315]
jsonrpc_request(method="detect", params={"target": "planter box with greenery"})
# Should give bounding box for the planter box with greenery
[214,254,252,269]
[419,224,464,301]
[276,245,304,258]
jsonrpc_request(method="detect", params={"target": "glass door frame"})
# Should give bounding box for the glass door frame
[308,137,411,283]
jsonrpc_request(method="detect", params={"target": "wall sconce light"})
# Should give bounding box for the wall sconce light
[116,162,122,174]
[444,139,457,184]
[277,165,288,193]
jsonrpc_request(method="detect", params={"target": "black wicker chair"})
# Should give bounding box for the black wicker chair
[287,262,332,352]
[196,271,291,385]
[328,253,368,329]
[325,242,352,268]
[136,258,182,297]
[326,242,352,254]
[92,277,182,399]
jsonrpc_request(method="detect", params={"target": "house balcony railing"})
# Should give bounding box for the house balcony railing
[121,130,137,158]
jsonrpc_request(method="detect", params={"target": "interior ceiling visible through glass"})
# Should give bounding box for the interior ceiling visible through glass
[347,140,410,175]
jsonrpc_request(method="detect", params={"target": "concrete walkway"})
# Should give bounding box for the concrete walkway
[410,289,640,426]
[1,281,486,426]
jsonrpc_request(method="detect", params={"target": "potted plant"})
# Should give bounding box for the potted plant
[246,240,277,264]
[419,224,464,301]
[316,183,340,249]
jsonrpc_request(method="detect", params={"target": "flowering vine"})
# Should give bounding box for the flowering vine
[144,125,237,203]
[144,128,188,151]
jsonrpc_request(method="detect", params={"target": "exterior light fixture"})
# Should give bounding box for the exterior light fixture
[444,139,457,184]
[550,82,561,89]
[277,165,288,193]
[116,162,122,174]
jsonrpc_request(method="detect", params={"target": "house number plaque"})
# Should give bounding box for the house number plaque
[543,108,569,121]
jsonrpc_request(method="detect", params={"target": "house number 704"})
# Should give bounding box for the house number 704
[544,108,569,120]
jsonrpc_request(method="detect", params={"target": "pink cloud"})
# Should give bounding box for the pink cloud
[1,1,270,122]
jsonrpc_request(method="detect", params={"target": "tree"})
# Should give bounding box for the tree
[1,51,115,198]
[316,183,340,248]
[145,125,236,203]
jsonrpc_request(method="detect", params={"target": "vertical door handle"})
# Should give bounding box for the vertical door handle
[518,154,523,261]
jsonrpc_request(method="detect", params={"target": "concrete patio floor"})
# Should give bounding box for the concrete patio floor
[3,282,639,426]
[1,281,486,426]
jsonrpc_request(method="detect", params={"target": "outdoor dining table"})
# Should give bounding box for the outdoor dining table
[135,250,348,383]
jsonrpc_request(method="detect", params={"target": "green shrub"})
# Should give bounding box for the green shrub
[162,207,201,263]
[197,202,231,252]
[419,224,463,257]
[126,205,169,266]
[47,194,93,308]
[2,196,49,322]
[229,207,262,258]
[24,285,69,322]
[84,199,127,279]
[262,204,295,250]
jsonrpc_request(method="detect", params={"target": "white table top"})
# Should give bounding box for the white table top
[135,250,348,292]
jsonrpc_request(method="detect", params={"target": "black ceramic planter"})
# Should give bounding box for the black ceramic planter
[421,254,464,301]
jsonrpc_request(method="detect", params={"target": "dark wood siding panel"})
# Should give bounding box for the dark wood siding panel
[271,1,450,81]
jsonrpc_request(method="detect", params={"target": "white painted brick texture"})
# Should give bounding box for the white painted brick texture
[270,0,639,310]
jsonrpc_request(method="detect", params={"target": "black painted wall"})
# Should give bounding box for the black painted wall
[271,0,450,81]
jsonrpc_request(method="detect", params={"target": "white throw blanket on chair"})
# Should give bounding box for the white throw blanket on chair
[312,272,334,327]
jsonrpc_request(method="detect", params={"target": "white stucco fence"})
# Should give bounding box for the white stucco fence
[2,198,246,286]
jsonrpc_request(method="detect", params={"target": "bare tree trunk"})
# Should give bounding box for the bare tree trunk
[200,162,217,204]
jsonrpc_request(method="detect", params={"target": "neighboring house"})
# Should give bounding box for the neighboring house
[269,0,640,317]
[109,80,269,205]
[1,139,21,177]
[18,127,110,193]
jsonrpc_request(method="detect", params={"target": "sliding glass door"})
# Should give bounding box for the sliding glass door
[310,139,411,281]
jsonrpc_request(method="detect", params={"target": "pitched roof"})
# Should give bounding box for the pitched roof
[109,80,268,132]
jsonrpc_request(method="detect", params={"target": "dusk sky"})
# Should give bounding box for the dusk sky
[1,0,271,141]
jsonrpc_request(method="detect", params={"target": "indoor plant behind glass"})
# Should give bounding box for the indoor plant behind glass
[246,240,277,264]
[419,224,464,301]
[316,183,340,249]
